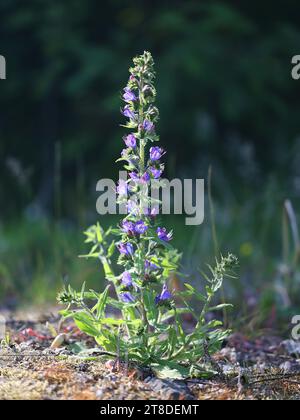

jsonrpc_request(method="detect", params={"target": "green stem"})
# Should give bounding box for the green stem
[137,71,151,337]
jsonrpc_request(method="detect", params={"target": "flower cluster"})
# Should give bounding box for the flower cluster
[117,51,173,307]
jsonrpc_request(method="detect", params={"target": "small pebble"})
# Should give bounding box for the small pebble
[96,389,104,399]
[50,334,66,349]
[280,361,292,373]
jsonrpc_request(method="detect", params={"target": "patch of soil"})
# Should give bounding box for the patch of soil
[1,309,300,400]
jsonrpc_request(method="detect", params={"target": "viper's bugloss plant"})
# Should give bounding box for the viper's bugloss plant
[58,52,238,378]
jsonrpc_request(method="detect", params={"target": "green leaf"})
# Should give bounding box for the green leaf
[79,243,100,259]
[100,317,125,326]
[167,327,178,355]
[80,282,86,300]
[107,241,115,258]
[143,289,159,324]
[84,229,96,243]
[79,253,100,259]
[208,303,233,312]
[100,256,114,278]
[59,309,72,318]
[189,364,217,379]
[107,297,125,310]
[183,283,207,302]
[94,285,110,319]
[151,362,189,380]
[205,320,223,329]
[96,222,103,243]
[72,312,100,337]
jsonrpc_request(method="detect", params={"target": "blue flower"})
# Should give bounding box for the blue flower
[157,227,173,242]
[123,87,137,102]
[142,120,154,132]
[124,134,137,148]
[150,147,164,161]
[155,284,172,305]
[134,220,148,235]
[150,167,163,179]
[118,242,134,256]
[120,292,135,303]
[122,105,136,120]
[121,271,133,287]
[121,220,135,235]
[145,260,159,270]
[141,172,150,183]
[129,172,140,182]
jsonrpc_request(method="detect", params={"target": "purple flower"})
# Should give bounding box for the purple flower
[150,147,164,161]
[150,167,163,179]
[122,220,135,235]
[134,220,148,235]
[145,260,159,271]
[121,271,133,287]
[142,120,154,132]
[124,134,137,148]
[123,87,137,102]
[122,105,136,120]
[117,180,128,196]
[129,172,140,181]
[157,227,173,242]
[120,292,135,303]
[155,284,172,305]
[141,172,150,183]
[118,242,134,256]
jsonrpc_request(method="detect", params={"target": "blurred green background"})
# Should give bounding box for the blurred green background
[1,0,300,329]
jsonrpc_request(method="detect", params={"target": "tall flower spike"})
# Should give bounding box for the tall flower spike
[58,51,237,368]
[117,51,172,306]
[120,51,160,219]
[118,51,175,305]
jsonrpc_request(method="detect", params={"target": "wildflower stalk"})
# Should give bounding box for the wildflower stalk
[138,70,149,336]
[58,52,238,377]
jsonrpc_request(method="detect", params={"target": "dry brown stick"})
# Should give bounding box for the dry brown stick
[249,372,300,386]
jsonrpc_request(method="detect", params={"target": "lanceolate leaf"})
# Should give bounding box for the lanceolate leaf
[94,285,110,320]
[151,362,189,380]
[208,303,233,312]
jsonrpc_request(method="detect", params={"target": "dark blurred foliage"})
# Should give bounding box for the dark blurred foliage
[1,0,300,221]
